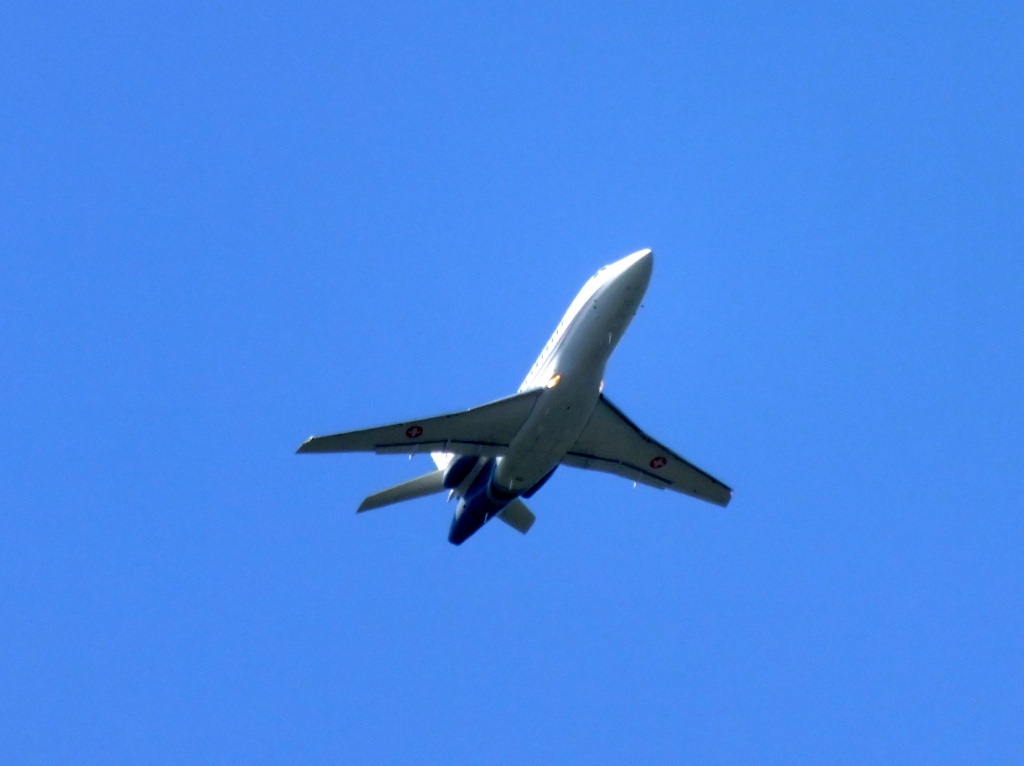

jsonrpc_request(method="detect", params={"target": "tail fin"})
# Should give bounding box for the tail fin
[357,470,446,513]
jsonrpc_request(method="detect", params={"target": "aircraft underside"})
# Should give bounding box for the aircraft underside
[296,249,732,545]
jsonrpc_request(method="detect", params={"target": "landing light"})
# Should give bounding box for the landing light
[546,374,561,389]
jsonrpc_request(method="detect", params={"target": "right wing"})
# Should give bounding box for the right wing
[562,394,732,507]
[296,389,543,458]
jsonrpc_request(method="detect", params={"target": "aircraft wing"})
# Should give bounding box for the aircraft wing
[562,394,732,507]
[296,389,543,458]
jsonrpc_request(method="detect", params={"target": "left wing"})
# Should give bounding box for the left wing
[562,394,732,507]
[297,389,542,458]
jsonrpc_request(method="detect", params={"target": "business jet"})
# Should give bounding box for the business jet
[297,249,731,544]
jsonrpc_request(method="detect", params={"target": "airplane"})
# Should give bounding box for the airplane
[297,249,731,545]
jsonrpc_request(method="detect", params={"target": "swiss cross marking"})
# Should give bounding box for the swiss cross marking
[405,425,424,439]
[649,456,668,470]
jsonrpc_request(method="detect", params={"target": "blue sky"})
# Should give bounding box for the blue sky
[2,3,1022,763]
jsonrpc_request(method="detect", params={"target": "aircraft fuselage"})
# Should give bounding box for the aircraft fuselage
[447,249,653,544]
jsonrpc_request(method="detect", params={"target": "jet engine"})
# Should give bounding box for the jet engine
[442,454,478,489]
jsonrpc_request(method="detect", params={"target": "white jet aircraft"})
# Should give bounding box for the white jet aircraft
[297,249,731,545]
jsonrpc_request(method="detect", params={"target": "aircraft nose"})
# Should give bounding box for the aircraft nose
[631,248,653,275]
[615,248,652,277]
[621,248,653,287]
[598,249,653,295]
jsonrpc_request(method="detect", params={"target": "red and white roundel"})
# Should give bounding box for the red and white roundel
[405,425,424,439]
[649,456,668,470]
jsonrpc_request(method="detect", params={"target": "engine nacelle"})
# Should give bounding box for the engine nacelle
[442,455,478,489]
[447,459,518,545]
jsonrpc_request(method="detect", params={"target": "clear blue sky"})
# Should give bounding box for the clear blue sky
[2,3,1022,763]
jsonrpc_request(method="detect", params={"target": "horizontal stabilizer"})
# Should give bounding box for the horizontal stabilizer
[357,470,447,513]
[497,499,536,534]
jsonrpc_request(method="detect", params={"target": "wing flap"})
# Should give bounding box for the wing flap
[297,389,543,457]
[375,441,500,458]
[563,395,732,507]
